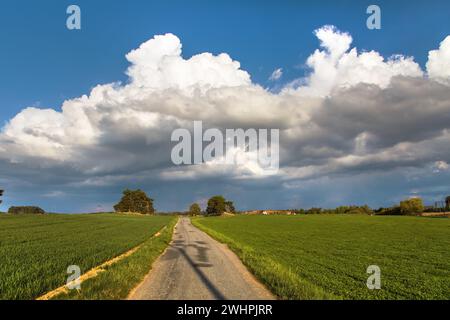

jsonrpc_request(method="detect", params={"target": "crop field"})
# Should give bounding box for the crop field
[0,213,175,300]
[193,215,450,300]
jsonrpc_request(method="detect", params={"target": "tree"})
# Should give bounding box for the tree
[225,201,236,213]
[189,203,202,216]
[446,196,450,210]
[114,189,155,214]
[0,189,3,207]
[8,206,45,215]
[400,197,424,215]
[206,195,234,216]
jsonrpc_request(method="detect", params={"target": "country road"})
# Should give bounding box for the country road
[128,217,275,300]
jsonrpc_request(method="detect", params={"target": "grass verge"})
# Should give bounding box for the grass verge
[53,217,178,300]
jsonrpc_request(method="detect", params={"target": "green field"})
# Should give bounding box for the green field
[193,215,450,300]
[0,213,174,300]
[53,216,177,300]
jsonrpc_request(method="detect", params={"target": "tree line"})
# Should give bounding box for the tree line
[292,197,429,216]
[114,189,435,217]
[113,189,235,216]
[1,187,448,216]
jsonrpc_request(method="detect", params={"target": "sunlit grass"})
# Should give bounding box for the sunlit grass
[0,213,174,299]
[54,217,178,300]
[193,215,450,299]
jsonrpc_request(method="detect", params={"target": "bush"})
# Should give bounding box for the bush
[8,206,45,215]
[374,207,402,215]
[305,208,322,214]
[400,198,424,215]
[113,189,155,214]
[329,205,373,215]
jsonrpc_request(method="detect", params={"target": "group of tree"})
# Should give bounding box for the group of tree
[206,195,235,216]
[292,198,428,216]
[188,196,235,216]
[113,190,235,217]
[8,206,45,215]
[114,189,155,214]
[293,205,374,215]
[375,197,425,216]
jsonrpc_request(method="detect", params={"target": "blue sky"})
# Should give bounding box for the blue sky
[1,1,450,212]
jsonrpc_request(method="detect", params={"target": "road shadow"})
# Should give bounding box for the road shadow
[173,245,225,299]
[160,235,224,299]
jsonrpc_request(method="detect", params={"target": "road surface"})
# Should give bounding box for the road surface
[128,217,275,300]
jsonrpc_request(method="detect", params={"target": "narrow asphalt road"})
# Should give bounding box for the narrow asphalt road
[128,217,275,300]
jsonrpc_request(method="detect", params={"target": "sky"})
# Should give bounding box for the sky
[1,0,450,212]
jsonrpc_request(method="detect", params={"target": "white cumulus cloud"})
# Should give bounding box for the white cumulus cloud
[126,33,251,93]
[285,25,423,96]
[427,36,450,85]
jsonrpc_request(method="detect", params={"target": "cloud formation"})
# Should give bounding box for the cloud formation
[269,68,283,81]
[427,36,450,85]
[126,33,251,92]
[285,25,423,96]
[1,25,450,211]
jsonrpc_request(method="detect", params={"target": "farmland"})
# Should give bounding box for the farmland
[193,215,450,300]
[0,213,175,300]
